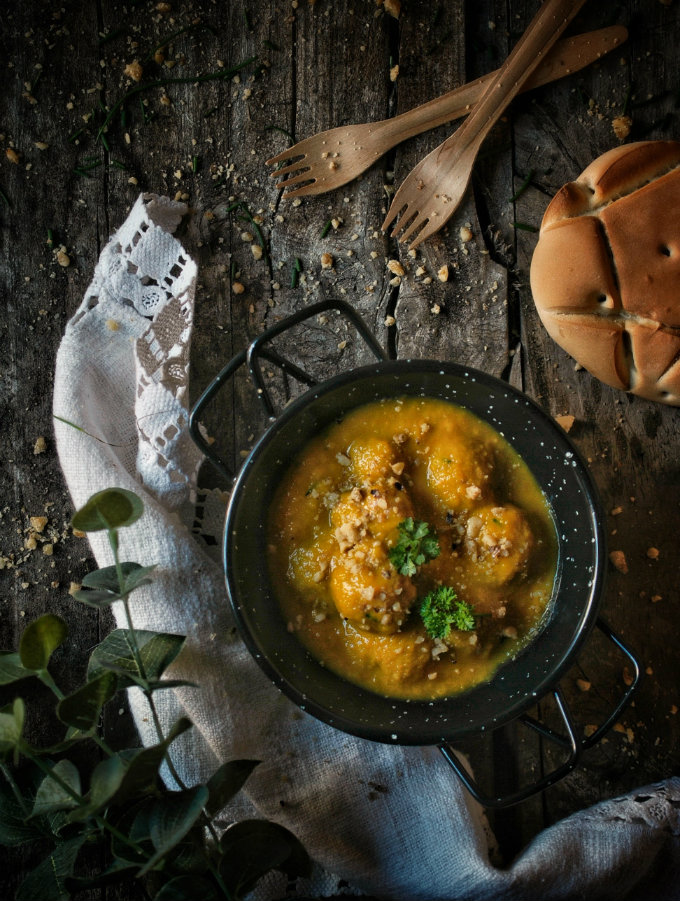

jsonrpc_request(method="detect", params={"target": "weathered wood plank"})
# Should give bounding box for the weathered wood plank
[2,0,680,893]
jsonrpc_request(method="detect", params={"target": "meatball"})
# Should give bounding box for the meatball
[329,538,416,634]
[464,504,534,585]
[425,432,495,514]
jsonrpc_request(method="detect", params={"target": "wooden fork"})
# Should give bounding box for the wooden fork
[266,24,624,200]
[383,0,588,249]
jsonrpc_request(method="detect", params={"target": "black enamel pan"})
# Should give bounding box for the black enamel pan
[190,298,640,807]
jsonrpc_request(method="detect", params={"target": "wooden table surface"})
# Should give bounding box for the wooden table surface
[2,0,679,897]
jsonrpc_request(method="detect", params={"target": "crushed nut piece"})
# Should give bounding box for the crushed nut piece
[56,246,70,267]
[6,147,20,164]
[555,414,575,432]
[33,436,47,455]
[232,281,245,294]
[612,115,632,141]
[321,252,333,269]
[437,264,449,282]
[646,547,659,559]
[124,60,143,82]
[459,225,473,242]
[387,259,405,277]
[609,549,628,573]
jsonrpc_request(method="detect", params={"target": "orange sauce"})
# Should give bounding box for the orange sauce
[267,397,557,700]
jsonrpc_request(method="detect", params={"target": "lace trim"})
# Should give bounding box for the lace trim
[71,193,225,551]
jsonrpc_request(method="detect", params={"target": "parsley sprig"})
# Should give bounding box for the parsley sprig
[388,518,440,577]
[420,586,477,639]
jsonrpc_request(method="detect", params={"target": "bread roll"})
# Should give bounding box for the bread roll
[529,140,680,405]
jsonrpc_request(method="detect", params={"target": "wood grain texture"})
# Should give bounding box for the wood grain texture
[1,0,679,895]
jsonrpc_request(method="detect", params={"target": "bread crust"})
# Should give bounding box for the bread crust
[530,140,680,405]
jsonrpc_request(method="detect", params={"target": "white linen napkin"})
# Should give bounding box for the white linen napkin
[53,194,680,900]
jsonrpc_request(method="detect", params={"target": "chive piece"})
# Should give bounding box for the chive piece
[621,85,633,117]
[239,214,266,251]
[204,106,218,118]
[46,229,54,248]
[109,159,129,170]
[509,168,535,203]
[265,124,294,143]
[320,220,332,239]
[138,97,151,125]
[230,259,237,282]
[0,186,10,208]
[291,257,303,288]
[263,39,280,51]
[99,131,110,152]
[68,126,88,143]
[146,22,208,61]
[513,221,538,233]
[75,159,102,173]
[96,58,257,143]
[192,155,199,174]
[99,27,126,46]
[228,200,267,256]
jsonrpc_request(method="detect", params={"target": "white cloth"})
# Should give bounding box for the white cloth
[53,194,680,900]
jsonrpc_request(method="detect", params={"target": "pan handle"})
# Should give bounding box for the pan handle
[188,298,387,482]
[440,686,581,809]
[439,618,641,808]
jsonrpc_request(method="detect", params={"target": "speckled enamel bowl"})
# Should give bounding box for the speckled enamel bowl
[222,358,607,747]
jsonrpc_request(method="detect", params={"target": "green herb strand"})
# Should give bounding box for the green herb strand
[509,168,535,203]
[96,57,257,145]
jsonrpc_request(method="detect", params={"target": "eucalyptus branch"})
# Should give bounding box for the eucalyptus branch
[37,668,65,700]
[1,487,309,900]
[0,762,31,817]
[23,748,85,806]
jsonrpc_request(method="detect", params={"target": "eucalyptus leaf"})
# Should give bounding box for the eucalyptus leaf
[71,588,122,609]
[114,717,193,803]
[0,652,36,686]
[56,671,117,731]
[64,858,141,893]
[0,698,25,754]
[138,785,209,876]
[152,875,220,901]
[218,819,303,898]
[166,833,208,875]
[0,775,44,846]
[71,487,144,532]
[88,629,185,688]
[67,753,127,821]
[108,799,153,865]
[19,614,68,671]
[31,759,82,817]
[206,759,260,816]
[79,562,157,603]
[15,834,87,901]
